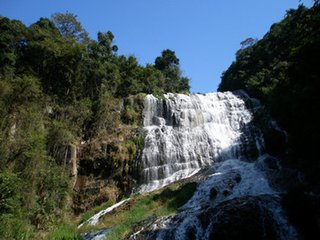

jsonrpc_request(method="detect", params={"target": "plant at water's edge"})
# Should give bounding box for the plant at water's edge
[47,222,82,240]
[0,215,34,240]
[153,182,198,210]
[154,92,166,100]
[79,200,114,224]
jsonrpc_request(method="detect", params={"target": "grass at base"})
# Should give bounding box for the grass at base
[47,223,81,240]
[103,181,197,240]
[79,200,114,224]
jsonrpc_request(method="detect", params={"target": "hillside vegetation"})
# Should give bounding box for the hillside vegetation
[219,4,320,184]
[0,13,190,238]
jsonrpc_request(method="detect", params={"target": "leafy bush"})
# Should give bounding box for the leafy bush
[0,170,34,239]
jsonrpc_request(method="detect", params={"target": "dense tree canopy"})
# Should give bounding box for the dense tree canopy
[219,4,320,185]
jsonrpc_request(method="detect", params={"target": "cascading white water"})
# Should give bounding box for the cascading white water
[139,91,263,192]
[130,153,299,240]
[130,91,300,240]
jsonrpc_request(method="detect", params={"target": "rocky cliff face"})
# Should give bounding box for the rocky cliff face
[72,95,145,213]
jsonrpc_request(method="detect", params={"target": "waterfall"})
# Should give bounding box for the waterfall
[81,91,299,239]
[138,91,263,192]
[130,90,300,240]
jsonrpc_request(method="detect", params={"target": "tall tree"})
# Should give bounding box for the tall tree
[236,37,258,56]
[0,17,27,76]
[51,12,89,43]
[154,49,190,93]
[154,49,179,71]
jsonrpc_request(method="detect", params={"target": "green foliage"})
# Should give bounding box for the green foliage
[152,182,197,210]
[36,163,70,215]
[154,49,190,93]
[47,120,75,164]
[121,95,145,126]
[0,75,71,235]
[140,65,166,95]
[132,135,145,150]
[0,170,35,239]
[0,215,34,240]
[51,12,89,43]
[0,17,28,76]
[80,200,114,224]
[89,90,121,138]
[0,170,21,215]
[155,49,180,71]
[97,31,118,56]
[47,222,81,240]
[219,5,320,184]
[85,181,197,240]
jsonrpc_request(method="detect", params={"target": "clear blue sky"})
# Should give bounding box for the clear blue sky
[0,0,313,93]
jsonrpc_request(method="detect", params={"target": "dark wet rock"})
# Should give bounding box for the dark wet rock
[73,177,118,213]
[282,186,320,240]
[130,195,297,240]
[209,187,218,200]
[234,173,242,183]
[222,189,231,196]
[81,228,111,240]
[255,155,303,192]
[264,128,287,155]
[186,226,197,240]
[208,196,277,240]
